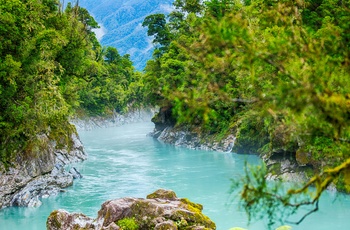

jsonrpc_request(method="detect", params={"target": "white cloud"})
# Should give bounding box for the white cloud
[159,3,174,14]
[92,24,107,40]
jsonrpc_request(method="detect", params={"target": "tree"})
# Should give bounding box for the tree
[143,0,350,228]
[0,0,71,165]
[204,0,236,19]
[105,47,121,64]
[0,0,147,167]
[142,14,172,51]
[173,0,203,14]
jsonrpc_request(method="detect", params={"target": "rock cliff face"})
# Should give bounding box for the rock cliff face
[149,107,235,153]
[151,126,236,153]
[47,189,216,230]
[0,132,86,208]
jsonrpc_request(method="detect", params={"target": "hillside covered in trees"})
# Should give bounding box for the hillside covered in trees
[0,0,146,167]
[141,0,350,225]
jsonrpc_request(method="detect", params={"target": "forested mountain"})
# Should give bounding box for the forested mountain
[72,0,174,70]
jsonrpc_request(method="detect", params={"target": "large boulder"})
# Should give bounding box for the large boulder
[47,189,216,230]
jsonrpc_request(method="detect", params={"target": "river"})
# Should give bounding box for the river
[1,122,350,229]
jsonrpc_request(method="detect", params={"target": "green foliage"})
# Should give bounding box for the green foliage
[0,0,74,165]
[143,0,350,226]
[275,226,292,230]
[231,163,313,228]
[173,0,203,14]
[142,13,172,53]
[233,158,350,229]
[77,47,146,116]
[175,218,188,228]
[117,217,139,230]
[0,0,146,166]
[74,0,174,70]
[232,110,271,154]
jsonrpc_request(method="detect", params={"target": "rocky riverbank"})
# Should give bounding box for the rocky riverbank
[0,108,157,209]
[0,132,86,208]
[150,126,236,153]
[47,189,216,230]
[149,107,309,184]
[148,107,235,152]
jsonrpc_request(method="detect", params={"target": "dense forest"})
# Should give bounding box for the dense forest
[0,0,146,167]
[141,0,350,225]
[1,0,350,226]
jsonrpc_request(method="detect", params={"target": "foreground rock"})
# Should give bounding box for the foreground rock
[47,189,216,230]
[0,132,86,208]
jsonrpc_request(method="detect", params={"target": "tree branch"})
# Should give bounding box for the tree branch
[286,200,319,225]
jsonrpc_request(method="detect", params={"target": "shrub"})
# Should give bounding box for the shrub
[117,217,139,230]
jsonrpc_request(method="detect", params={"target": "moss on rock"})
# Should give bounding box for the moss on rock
[47,189,216,230]
[146,189,177,200]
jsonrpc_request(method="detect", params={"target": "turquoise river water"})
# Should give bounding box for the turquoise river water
[1,122,350,229]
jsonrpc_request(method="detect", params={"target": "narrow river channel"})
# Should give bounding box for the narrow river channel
[1,122,350,229]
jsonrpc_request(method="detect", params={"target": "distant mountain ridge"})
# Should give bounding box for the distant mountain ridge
[75,0,174,70]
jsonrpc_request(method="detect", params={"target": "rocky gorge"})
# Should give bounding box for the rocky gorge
[5,107,348,229]
[0,102,312,211]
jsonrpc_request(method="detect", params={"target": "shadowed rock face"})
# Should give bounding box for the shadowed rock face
[47,189,216,230]
[149,107,236,153]
[0,132,86,208]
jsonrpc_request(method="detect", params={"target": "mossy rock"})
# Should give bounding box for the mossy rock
[180,198,203,211]
[47,210,62,229]
[47,190,216,230]
[146,189,178,200]
[47,209,94,230]
[155,220,178,230]
[295,149,311,166]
